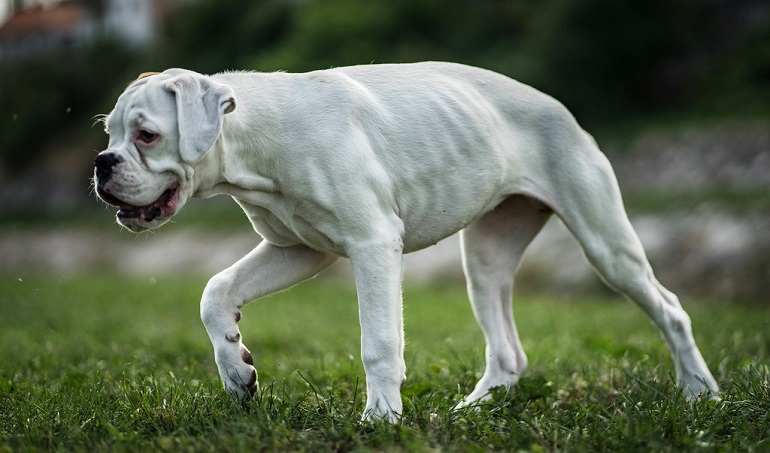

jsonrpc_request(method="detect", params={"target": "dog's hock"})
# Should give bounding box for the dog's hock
[162,72,236,164]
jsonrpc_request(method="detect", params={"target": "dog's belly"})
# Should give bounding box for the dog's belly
[234,186,507,256]
[396,175,515,253]
[379,130,533,253]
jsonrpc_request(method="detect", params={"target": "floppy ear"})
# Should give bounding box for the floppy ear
[162,74,236,164]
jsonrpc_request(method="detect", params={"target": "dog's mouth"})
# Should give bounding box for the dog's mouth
[98,183,180,226]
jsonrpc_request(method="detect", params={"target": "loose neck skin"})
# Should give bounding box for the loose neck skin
[189,137,227,199]
[192,97,284,201]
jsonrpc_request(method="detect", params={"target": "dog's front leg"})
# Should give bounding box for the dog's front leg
[349,236,406,423]
[200,241,336,400]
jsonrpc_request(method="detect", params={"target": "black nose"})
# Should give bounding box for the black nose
[94,153,121,182]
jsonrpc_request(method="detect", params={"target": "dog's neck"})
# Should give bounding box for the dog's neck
[193,109,281,202]
[189,138,227,199]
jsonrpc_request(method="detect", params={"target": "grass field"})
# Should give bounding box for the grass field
[1,274,768,451]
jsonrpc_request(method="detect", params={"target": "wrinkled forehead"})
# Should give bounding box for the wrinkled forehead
[105,75,176,133]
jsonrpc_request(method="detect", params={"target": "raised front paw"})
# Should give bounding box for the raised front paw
[216,344,258,400]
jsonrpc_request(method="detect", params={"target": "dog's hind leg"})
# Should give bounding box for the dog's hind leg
[200,242,337,400]
[454,195,552,409]
[549,141,718,399]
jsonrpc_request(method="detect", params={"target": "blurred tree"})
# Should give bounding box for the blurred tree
[245,0,537,73]
[158,0,292,73]
[78,0,107,18]
[2,0,769,171]
[694,7,770,115]
[533,0,715,122]
[0,38,138,170]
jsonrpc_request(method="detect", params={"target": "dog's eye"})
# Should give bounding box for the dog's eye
[137,130,158,144]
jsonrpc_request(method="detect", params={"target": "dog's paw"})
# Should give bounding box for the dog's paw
[361,404,401,424]
[452,391,490,411]
[684,383,720,403]
[454,372,520,411]
[681,373,720,402]
[216,344,259,400]
[361,387,402,423]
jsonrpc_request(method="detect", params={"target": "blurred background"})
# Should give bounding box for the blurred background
[0,0,768,302]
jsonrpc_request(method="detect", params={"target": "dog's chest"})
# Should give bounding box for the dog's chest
[234,199,340,251]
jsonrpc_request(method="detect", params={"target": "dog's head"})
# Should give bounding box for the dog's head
[93,69,236,232]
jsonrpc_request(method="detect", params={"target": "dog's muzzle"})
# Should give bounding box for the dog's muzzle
[93,152,181,231]
[93,152,123,205]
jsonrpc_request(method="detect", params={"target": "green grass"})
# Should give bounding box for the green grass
[1,275,768,451]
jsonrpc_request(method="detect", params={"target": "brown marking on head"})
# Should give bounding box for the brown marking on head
[225,332,241,343]
[235,311,241,323]
[128,71,160,87]
[241,347,254,366]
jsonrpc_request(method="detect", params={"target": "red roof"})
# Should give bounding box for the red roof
[0,3,86,39]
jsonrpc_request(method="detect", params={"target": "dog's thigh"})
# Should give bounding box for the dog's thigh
[201,242,337,399]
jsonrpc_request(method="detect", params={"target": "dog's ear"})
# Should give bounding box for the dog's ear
[162,73,236,164]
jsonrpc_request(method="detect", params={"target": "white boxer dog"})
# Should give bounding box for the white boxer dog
[93,62,718,421]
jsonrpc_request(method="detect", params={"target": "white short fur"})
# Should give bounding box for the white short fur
[93,62,718,421]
